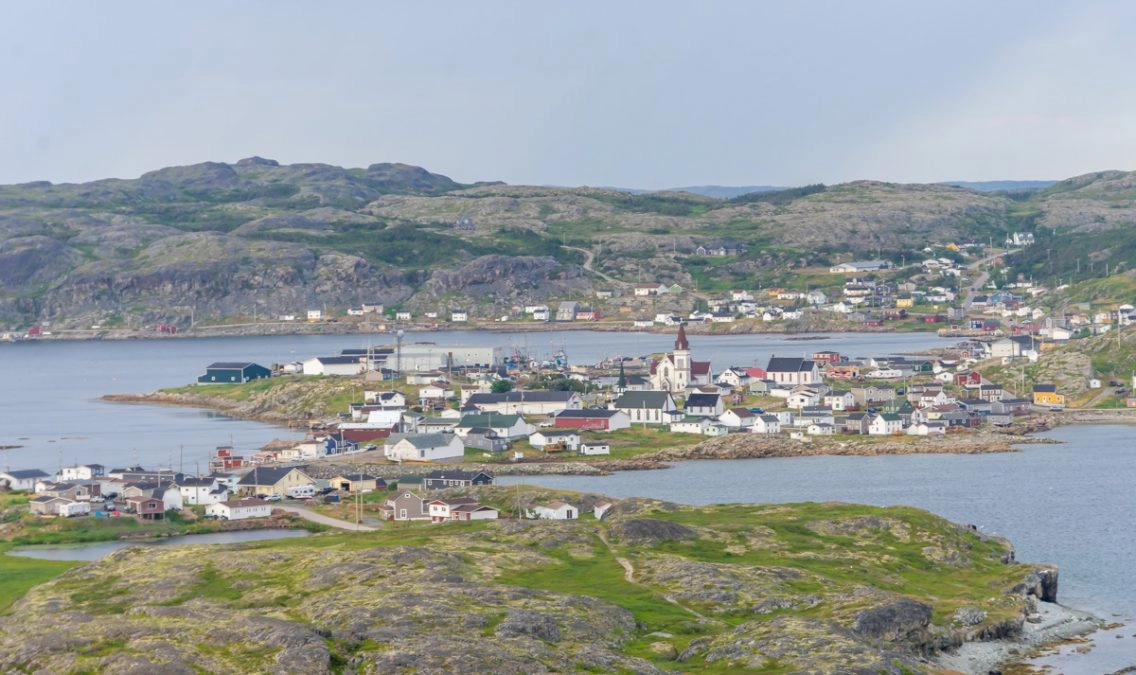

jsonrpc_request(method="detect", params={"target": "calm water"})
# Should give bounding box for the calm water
[0,330,947,472]
[7,528,310,561]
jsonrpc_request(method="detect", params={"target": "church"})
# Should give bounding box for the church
[649,324,712,392]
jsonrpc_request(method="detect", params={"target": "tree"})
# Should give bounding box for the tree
[617,361,627,390]
[491,379,515,394]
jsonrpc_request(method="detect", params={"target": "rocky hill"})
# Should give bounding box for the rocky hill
[0,496,1062,674]
[2,159,1136,329]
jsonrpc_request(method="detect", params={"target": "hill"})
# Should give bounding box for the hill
[2,160,1136,329]
[0,495,1063,674]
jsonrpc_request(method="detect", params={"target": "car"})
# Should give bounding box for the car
[749,407,764,414]
[264,494,282,502]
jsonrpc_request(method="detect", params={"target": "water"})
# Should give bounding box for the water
[7,528,310,561]
[0,330,947,472]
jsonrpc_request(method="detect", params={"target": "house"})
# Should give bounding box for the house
[125,496,165,519]
[670,416,712,434]
[684,392,724,417]
[786,388,822,410]
[197,362,273,384]
[868,413,904,436]
[824,390,855,411]
[327,474,383,493]
[556,301,579,321]
[990,335,1037,359]
[850,386,897,408]
[302,356,364,376]
[0,468,51,491]
[531,500,578,520]
[528,430,581,451]
[177,476,229,506]
[716,367,753,388]
[454,414,533,440]
[719,407,757,429]
[1032,384,1066,409]
[57,464,105,482]
[552,409,631,431]
[594,501,614,519]
[428,498,498,522]
[462,428,510,453]
[765,357,823,386]
[380,491,429,521]
[464,391,582,416]
[29,495,90,517]
[907,422,948,436]
[612,391,680,425]
[423,469,494,489]
[384,433,466,462]
[450,309,469,322]
[807,423,835,436]
[206,499,272,520]
[236,466,316,497]
[581,443,611,456]
[954,371,983,387]
[751,414,781,435]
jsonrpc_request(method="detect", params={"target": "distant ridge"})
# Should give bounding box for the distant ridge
[604,185,786,199]
[942,180,1058,192]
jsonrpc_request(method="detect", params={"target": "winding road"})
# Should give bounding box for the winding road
[276,505,378,531]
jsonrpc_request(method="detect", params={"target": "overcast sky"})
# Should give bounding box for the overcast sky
[2,1,1134,188]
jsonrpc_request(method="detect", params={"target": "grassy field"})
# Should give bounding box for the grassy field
[0,551,80,612]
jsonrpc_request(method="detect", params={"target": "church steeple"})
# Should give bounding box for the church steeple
[675,323,690,351]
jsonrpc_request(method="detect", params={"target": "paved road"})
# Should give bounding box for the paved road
[276,505,378,531]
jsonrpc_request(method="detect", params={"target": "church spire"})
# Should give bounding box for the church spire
[675,323,690,351]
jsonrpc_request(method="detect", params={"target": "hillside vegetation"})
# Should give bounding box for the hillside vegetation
[3,158,1136,328]
[0,495,1056,674]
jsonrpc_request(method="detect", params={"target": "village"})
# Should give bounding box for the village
[5,302,1126,533]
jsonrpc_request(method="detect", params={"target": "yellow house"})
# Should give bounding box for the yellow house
[1032,384,1065,408]
[895,297,914,308]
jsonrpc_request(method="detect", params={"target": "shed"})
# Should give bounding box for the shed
[197,362,272,384]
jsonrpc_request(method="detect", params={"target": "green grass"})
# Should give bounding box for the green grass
[0,551,81,612]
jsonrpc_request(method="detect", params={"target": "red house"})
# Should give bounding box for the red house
[953,371,982,387]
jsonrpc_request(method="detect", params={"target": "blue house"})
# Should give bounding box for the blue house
[197,362,273,384]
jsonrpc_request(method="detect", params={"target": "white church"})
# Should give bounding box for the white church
[649,324,712,392]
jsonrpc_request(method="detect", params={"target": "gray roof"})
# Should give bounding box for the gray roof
[388,433,457,449]
[467,391,575,404]
[2,468,51,480]
[613,391,674,409]
[237,466,311,486]
[685,393,721,407]
[554,409,622,419]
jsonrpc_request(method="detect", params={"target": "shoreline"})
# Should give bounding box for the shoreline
[4,320,935,343]
[934,601,1110,674]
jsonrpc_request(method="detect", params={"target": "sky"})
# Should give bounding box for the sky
[2,1,1135,188]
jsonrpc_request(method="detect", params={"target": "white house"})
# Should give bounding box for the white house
[807,423,835,436]
[57,464,105,482]
[751,414,782,435]
[450,309,469,322]
[612,391,680,425]
[907,422,947,436]
[302,356,364,376]
[823,390,855,411]
[0,469,52,491]
[384,433,466,462]
[765,357,823,386]
[786,388,822,410]
[531,500,578,520]
[719,408,757,429]
[868,414,904,436]
[427,498,499,522]
[206,498,272,521]
[580,443,611,456]
[670,417,712,435]
[528,430,581,451]
[178,477,229,506]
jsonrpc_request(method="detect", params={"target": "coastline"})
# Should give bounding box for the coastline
[935,601,1109,674]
